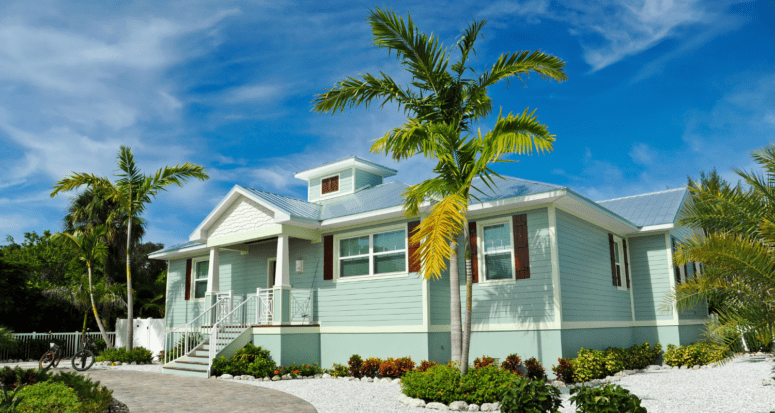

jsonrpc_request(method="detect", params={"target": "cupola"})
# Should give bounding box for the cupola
[294,156,397,202]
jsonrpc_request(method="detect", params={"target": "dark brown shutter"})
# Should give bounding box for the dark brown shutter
[672,238,681,284]
[185,258,192,301]
[468,222,478,283]
[323,235,334,280]
[623,240,631,288]
[608,234,618,286]
[408,221,421,273]
[513,214,530,279]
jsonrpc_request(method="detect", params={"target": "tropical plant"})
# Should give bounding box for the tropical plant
[51,146,208,349]
[43,274,124,337]
[569,384,646,413]
[313,7,566,374]
[499,377,562,413]
[0,327,17,355]
[49,227,113,349]
[673,144,775,359]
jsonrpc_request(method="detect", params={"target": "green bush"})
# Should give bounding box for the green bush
[501,354,523,376]
[0,385,25,412]
[96,347,152,364]
[572,343,663,382]
[0,367,50,390]
[416,360,438,373]
[379,357,415,379]
[92,339,107,354]
[473,355,496,369]
[499,376,562,413]
[348,354,363,378]
[524,357,546,380]
[572,348,608,382]
[47,372,112,413]
[552,358,575,383]
[570,384,646,413]
[16,381,81,413]
[663,342,721,367]
[211,344,278,378]
[401,364,518,405]
[327,363,349,377]
[361,357,382,377]
[0,327,18,355]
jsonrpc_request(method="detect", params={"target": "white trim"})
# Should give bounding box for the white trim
[625,238,636,322]
[666,233,679,321]
[477,216,516,283]
[612,235,627,291]
[637,223,675,234]
[294,157,397,180]
[191,257,209,301]
[548,206,562,325]
[149,244,209,260]
[318,172,343,200]
[267,257,277,288]
[562,319,707,329]
[333,223,409,282]
[422,278,430,329]
[252,326,320,335]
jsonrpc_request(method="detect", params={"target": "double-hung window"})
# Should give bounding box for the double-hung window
[193,260,209,299]
[481,221,514,281]
[338,228,407,278]
[613,239,624,289]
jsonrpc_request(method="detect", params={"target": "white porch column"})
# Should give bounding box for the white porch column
[206,247,220,293]
[274,235,291,287]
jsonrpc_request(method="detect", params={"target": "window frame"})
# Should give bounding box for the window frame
[320,173,341,197]
[612,235,627,291]
[477,217,516,284]
[671,236,686,284]
[191,258,209,301]
[333,223,409,282]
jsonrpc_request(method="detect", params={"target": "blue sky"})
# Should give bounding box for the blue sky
[1,0,774,248]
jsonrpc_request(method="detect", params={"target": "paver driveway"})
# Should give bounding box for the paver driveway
[73,369,317,413]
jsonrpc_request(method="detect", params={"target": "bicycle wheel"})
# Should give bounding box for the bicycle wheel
[39,351,56,370]
[71,349,95,371]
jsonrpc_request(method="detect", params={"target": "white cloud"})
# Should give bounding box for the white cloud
[629,142,657,165]
[224,84,282,103]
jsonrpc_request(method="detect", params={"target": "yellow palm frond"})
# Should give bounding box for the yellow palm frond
[410,193,468,279]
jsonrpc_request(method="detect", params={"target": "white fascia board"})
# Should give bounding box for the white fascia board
[466,190,564,218]
[319,202,431,230]
[559,190,641,235]
[294,158,396,180]
[148,244,209,261]
[188,185,290,243]
[638,223,675,233]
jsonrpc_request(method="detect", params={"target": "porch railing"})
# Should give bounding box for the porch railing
[290,288,313,325]
[257,288,274,325]
[1,331,117,360]
[208,295,259,372]
[162,297,228,364]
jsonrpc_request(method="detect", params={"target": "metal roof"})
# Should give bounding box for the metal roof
[294,155,397,179]
[597,188,688,226]
[151,240,204,255]
[470,176,565,203]
[239,186,321,221]
[319,181,408,220]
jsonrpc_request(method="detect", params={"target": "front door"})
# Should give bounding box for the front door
[267,258,277,288]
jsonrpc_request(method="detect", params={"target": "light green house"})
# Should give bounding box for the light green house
[149,156,707,378]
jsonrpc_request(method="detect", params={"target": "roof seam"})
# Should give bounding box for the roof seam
[597,187,686,203]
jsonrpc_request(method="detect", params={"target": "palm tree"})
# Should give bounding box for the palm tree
[51,146,209,350]
[43,274,124,336]
[314,8,566,373]
[50,227,114,349]
[674,143,775,358]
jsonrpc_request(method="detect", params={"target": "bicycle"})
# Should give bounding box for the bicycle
[39,329,96,371]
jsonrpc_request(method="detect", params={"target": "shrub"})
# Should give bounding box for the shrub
[92,339,108,354]
[0,327,18,355]
[48,371,112,413]
[379,357,415,379]
[570,384,646,413]
[16,381,81,413]
[501,354,523,376]
[663,342,721,367]
[572,348,607,382]
[552,358,575,383]
[348,355,363,378]
[525,357,546,380]
[401,364,518,405]
[416,360,438,373]
[0,367,50,389]
[211,344,277,378]
[0,385,25,412]
[473,355,496,369]
[96,347,153,364]
[361,357,382,377]
[327,363,349,377]
[499,376,562,413]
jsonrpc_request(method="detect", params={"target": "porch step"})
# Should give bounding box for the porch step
[162,365,209,379]
[174,360,210,372]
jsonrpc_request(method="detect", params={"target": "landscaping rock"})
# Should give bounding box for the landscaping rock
[271,375,280,381]
[672,366,679,370]
[380,378,392,383]
[763,378,774,386]
[314,374,323,379]
[480,402,500,412]
[321,373,331,379]
[405,398,426,408]
[680,366,687,370]
[467,404,480,412]
[449,401,468,411]
[426,402,449,410]
[282,374,291,380]
[550,380,564,387]
[361,377,373,382]
[220,374,233,380]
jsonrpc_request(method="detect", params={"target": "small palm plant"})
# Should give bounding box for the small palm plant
[0,326,18,355]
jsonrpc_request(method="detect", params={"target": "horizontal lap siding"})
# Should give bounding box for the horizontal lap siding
[557,210,631,322]
[166,258,204,327]
[628,234,673,321]
[462,209,554,325]
[354,170,382,190]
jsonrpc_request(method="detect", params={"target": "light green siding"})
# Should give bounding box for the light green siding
[320,333,429,367]
[628,234,674,321]
[166,258,206,328]
[308,168,355,202]
[557,210,631,322]
[354,169,383,190]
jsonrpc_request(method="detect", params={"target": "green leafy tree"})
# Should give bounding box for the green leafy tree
[51,146,209,349]
[674,143,775,358]
[50,227,114,348]
[314,8,565,372]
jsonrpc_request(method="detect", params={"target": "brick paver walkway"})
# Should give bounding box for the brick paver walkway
[74,369,317,413]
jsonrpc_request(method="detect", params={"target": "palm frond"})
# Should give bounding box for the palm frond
[313,72,419,114]
[410,193,468,279]
[477,50,567,90]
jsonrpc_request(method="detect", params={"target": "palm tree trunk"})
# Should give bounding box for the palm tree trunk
[88,265,114,350]
[461,224,472,375]
[82,310,88,334]
[126,218,134,351]
[449,238,462,369]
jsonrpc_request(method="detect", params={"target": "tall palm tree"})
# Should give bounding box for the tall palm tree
[314,8,566,373]
[51,146,209,350]
[43,273,124,336]
[674,144,775,357]
[50,227,114,349]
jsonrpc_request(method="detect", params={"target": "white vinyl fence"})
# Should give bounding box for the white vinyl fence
[115,318,165,359]
[0,331,117,360]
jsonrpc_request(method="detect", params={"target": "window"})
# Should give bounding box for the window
[671,237,684,284]
[321,175,339,195]
[481,221,514,281]
[613,240,624,288]
[338,228,406,278]
[193,260,209,299]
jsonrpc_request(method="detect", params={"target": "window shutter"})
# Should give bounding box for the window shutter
[608,234,617,286]
[672,238,681,285]
[408,221,421,273]
[623,240,631,288]
[468,221,478,283]
[323,235,334,280]
[513,214,530,279]
[185,258,192,301]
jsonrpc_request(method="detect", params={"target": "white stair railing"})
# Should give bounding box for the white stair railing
[257,288,274,325]
[163,297,227,364]
[208,295,259,373]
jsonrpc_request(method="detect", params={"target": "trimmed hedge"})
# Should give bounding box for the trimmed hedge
[401,364,518,405]
[96,347,153,364]
[663,342,722,367]
[571,342,662,382]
